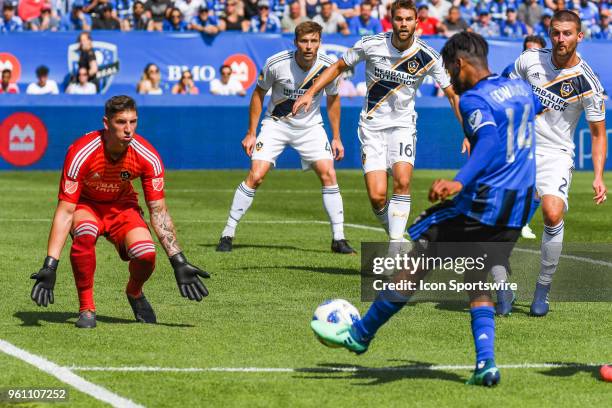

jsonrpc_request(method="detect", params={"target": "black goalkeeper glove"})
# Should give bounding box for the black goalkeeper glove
[30,256,58,307]
[170,253,210,302]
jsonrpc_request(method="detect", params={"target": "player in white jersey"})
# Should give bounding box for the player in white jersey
[509,10,607,316]
[216,21,356,254]
[293,0,460,244]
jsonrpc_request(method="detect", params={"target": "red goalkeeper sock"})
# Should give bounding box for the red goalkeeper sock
[126,241,156,298]
[70,222,99,312]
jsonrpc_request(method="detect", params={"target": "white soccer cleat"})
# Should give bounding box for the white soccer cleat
[521,224,536,239]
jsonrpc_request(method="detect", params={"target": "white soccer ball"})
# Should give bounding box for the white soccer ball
[312,299,361,348]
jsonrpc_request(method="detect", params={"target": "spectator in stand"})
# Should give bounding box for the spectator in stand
[333,0,359,19]
[348,1,382,35]
[1,3,23,32]
[176,0,204,22]
[518,0,543,29]
[60,1,92,31]
[147,0,174,31]
[533,9,553,36]
[248,0,281,32]
[189,4,220,34]
[84,0,118,21]
[591,13,612,39]
[470,9,500,37]
[314,0,349,33]
[172,70,200,94]
[93,4,122,29]
[116,0,135,23]
[18,0,49,23]
[282,1,309,32]
[272,0,288,20]
[380,1,392,31]
[428,0,450,21]
[459,0,475,25]
[577,0,599,29]
[219,1,248,31]
[137,63,164,94]
[501,7,529,37]
[0,69,19,94]
[66,67,96,94]
[75,32,98,89]
[601,0,612,18]
[122,0,153,30]
[442,5,469,37]
[488,0,508,25]
[163,7,189,30]
[28,4,60,31]
[303,0,322,19]
[209,64,246,95]
[416,2,443,35]
[243,0,260,20]
[26,65,59,95]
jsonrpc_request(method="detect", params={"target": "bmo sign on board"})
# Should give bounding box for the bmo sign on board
[0,112,48,167]
[167,53,257,89]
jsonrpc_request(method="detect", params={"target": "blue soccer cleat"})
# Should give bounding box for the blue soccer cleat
[530,282,551,316]
[466,359,500,387]
[310,320,370,354]
[495,288,516,316]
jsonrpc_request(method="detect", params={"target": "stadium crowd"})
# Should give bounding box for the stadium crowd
[0,0,611,39]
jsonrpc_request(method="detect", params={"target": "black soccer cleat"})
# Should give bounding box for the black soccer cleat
[127,293,157,323]
[75,310,96,329]
[216,236,233,252]
[331,239,357,254]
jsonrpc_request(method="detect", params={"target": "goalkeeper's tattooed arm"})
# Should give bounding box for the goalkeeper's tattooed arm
[147,198,182,257]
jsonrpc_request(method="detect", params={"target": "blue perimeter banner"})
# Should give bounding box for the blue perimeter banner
[0,33,610,171]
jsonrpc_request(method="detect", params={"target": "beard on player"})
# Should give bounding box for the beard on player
[391,8,417,47]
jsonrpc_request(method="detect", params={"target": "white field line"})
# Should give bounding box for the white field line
[0,339,144,408]
[1,218,610,268]
[67,362,603,373]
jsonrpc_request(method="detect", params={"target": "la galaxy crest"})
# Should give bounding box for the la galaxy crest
[407,60,420,75]
[560,81,574,98]
[255,141,263,151]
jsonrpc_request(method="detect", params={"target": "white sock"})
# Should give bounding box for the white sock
[322,185,345,241]
[388,194,411,242]
[221,182,256,238]
[538,221,564,286]
[373,202,389,235]
[491,264,509,284]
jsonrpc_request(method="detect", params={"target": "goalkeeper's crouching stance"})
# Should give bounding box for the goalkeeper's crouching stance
[30,95,210,328]
[311,32,541,386]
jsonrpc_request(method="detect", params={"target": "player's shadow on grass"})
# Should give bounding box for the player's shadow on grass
[234,265,358,275]
[294,361,465,385]
[537,362,601,381]
[199,243,329,254]
[14,311,194,328]
[433,301,533,316]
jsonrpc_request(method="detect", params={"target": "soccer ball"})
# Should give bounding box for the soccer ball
[312,299,361,348]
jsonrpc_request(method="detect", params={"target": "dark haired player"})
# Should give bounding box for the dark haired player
[509,10,607,316]
[30,95,210,328]
[294,0,460,246]
[312,32,541,387]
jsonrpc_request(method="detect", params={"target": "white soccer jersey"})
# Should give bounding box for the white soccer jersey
[510,48,606,157]
[257,50,339,129]
[342,32,451,131]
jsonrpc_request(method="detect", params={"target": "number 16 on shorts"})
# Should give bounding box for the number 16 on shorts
[390,128,416,168]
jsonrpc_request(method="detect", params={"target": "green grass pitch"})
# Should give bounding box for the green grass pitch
[0,169,611,407]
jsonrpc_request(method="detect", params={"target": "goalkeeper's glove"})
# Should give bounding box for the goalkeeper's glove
[30,256,58,307]
[170,253,209,301]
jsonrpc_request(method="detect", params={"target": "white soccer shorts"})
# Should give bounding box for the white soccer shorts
[251,119,333,170]
[536,151,574,211]
[358,126,417,174]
